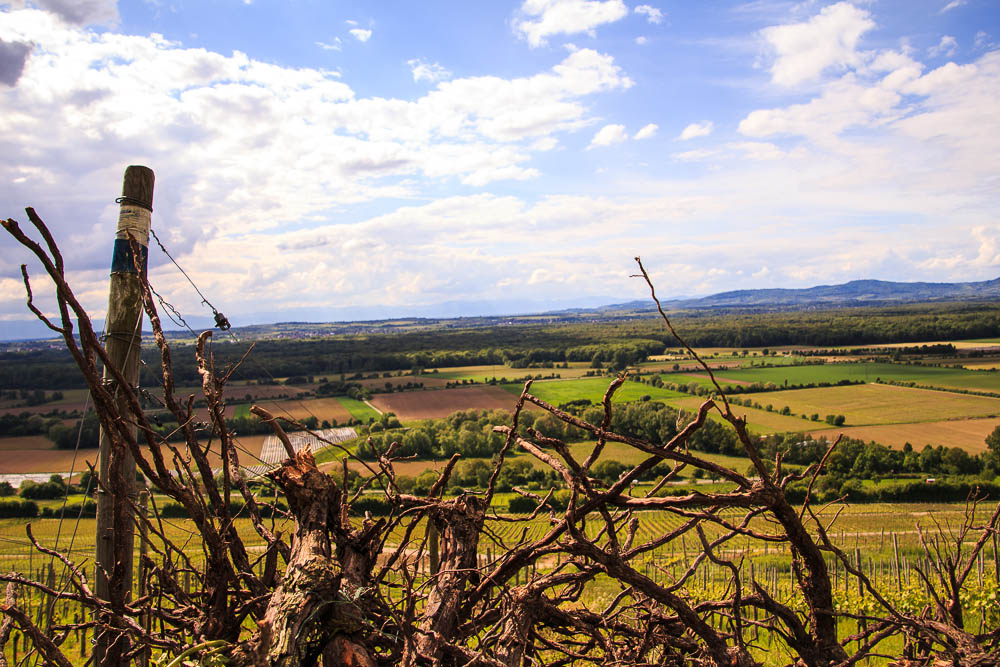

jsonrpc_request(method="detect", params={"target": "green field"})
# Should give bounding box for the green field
[670,396,818,435]
[336,395,381,421]
[501,377,685,405]
[707,361,1000,393]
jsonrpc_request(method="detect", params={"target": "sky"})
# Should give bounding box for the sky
[0,0,998,339]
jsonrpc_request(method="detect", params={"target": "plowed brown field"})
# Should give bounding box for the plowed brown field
[809,418,999,453]
[369,386,523,420]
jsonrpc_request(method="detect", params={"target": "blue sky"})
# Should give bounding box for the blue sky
[0,0,998,338]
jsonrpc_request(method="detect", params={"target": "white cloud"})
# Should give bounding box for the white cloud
[350,28,372,43]
[588,123,628,147]
[3,6,999,330]
[635,35,647,45]
[671,148,718,161]
[0,8,634,300]
[29,0,118,26]
[678,121,713,140]
[739,74,903,140]
[407,58,451,83]
[727,141,786,160]
[316,38,342,51]
[531,136,559,150]
[761,2,875,86]
[634,4,663,24]
[939,0,966,12]
[514,0,628,47]
[633,123,658,139]
[928,35,957,58]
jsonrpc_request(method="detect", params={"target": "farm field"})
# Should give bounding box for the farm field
[424,362,594,382]
[356,375,450,389]
[330,440,754,479]
[501,377,685,405]
[712,361,1000,393]
[247,396,354,423]
[3,501,995,577]
[637,361,743,375]
[368,385,523,420]
[0,434,271,475]
[673,372,752,387]
[670,397,817,435]
[0,388,90,416]
[960,360,1000,371]
[336,396,382,421]
[0,435,52,451]
[750,383,1000,426]
[809,417,999,453]
[837,338,1000,350]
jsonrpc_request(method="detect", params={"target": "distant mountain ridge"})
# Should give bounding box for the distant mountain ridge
[608,277,1000,312]
[5,276,1000,344]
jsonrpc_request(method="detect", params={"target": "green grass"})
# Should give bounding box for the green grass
[335,396,381,422]
[669,396,820,435]
[714,361,1000,393]
[501,377,685,405]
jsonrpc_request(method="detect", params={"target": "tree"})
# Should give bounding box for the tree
[986,424,1000,473]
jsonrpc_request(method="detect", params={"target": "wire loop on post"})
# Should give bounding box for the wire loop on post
[115,196,153,212]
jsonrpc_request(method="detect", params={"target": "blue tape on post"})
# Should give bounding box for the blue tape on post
[111,239,148,274]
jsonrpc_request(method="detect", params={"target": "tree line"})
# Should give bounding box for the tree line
[4,302,999,389]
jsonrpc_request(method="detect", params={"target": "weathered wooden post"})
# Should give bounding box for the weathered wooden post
[428,520,440,576]
[138,488,150,667]
[94,165,153,666]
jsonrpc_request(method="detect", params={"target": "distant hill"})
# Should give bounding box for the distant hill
[5,276,1000,345]
[606,277,1000,312]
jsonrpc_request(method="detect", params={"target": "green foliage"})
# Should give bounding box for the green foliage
[0,499,38,518]
[592,460,630,484]
[20,481,66,500]
[350,495,392,516]
[40,500,96,518]
[9,301,997,390]
[986,425,1000,473]
[602,400,742,456]
[357,409,512,460]
[158,500,288,519]
[508,495,539,513]
[0,411,60,438]
[48,411,101,449]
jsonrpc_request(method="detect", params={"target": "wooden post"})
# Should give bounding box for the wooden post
[855,548,866,634]
[138,489,150,667]
[428,520,439,576]
[892,533,901,592]
[993,532,998,584]
[94,166,154,667]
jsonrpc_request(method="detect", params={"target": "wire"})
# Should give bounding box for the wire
[146,227,334,452]
[149,228,229,331]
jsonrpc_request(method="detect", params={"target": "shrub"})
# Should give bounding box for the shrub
[20,482,66,500]
[41,500,97,518]
[350,496,392,516]
[508,495,538,514]
[0,500,39,518]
